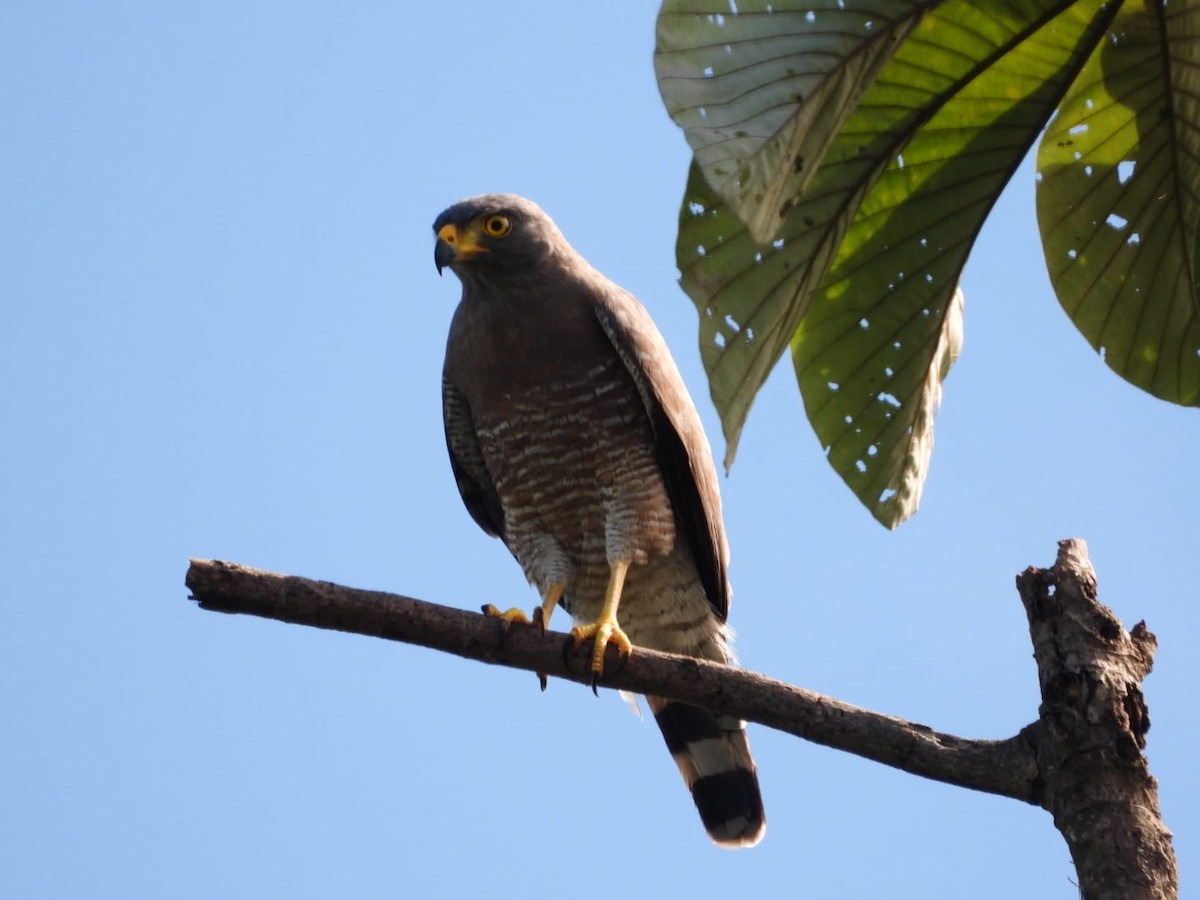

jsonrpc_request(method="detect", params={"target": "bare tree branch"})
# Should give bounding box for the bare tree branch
[185,556,1038,799]
[184,538,1176,899]
[1016,540,1177,900]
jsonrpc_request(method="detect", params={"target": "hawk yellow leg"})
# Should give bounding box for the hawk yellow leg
[570,558,633,682]
[535,582,565,632]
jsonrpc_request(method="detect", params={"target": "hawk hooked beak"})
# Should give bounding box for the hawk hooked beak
[434,222,486,274]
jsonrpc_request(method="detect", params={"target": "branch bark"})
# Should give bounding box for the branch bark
[184,538,1176,898]
[1016,540,1176,899]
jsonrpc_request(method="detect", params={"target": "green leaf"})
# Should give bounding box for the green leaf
[662,0,1116,526]
[1037,2,1200,405]
[656,0,931,243]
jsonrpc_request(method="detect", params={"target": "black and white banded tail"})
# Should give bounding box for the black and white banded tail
[648,696,765,847]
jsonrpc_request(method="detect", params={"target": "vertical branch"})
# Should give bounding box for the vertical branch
[1017,539,1177,900]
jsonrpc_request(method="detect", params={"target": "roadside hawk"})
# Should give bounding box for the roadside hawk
[434,193,765,847]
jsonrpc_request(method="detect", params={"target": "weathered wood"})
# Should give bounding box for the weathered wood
[185,558,1037,798]
[186,538,1177,898]
[1017,539,1176,899]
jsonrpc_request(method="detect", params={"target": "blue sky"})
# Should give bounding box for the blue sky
[3,4,1196,898]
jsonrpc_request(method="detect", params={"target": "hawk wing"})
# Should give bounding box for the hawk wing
[593,292,730,621]
[442,375,505,540]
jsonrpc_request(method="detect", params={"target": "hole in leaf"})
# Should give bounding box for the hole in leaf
[1067,249,1077,259]
[859,317,870,330]
[878,392,902,408]
[827,381,840,392]
[878,487,896,503]
[1127,232,1141,246]
[1106,213,1128,230]
[714,333,726,348]
[1117,160,1135,183]
[855,459,867,473]
[1068,123,1088,135]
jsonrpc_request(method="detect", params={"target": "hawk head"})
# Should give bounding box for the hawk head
[432,194,565,282]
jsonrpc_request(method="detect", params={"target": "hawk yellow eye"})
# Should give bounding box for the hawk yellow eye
[482,214,511,237]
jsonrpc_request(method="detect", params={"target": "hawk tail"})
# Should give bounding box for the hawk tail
[647,696,765,847]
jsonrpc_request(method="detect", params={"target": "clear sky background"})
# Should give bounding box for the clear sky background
[3,4,1196,898]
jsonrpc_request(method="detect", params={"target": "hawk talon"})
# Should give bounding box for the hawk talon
[570,617,633,680]
[587,648,632,695]
[481,604,532,625]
